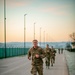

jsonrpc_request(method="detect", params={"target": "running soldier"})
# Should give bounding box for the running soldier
[61,48,63,54]
[44,44,51,69]
[58,48,60,54]
[51,46,56,66]
[28,40,45,75]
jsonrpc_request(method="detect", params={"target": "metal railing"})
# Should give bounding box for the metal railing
[0,48,29,59]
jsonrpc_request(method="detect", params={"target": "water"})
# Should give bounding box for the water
[0,42,67,48]
[65,50,75,75]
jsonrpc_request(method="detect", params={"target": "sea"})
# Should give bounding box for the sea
[0,42,67,48]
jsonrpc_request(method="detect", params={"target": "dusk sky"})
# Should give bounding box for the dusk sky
[0,0,75,42]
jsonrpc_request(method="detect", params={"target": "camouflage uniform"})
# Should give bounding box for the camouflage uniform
[51,48,56,66]
[28,46,45,75]
[44,48,51,68]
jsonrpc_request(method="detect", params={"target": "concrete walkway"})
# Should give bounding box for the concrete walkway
[0,52,69,75]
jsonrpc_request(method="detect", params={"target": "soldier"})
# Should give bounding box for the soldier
[51,46,56,66]
[61,48,63,54]
[44,44,51,69]
[28,39,45,75]
[58,48,60,54]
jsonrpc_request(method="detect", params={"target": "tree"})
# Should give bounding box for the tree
[70,32,75,42]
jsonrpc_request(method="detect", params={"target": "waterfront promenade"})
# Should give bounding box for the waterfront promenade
[0,51,69,75]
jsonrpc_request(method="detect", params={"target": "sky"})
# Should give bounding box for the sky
[0,0,75,42]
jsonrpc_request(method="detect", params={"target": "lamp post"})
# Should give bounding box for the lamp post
[34,23,36,39]
[47,33,48,42]
[44,31,45,48]
[40,27,41,46]
[4,0,6,58]
[24,14,27,55]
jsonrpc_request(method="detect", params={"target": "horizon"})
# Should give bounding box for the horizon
[0,41,70,43]
[0,41,67,48]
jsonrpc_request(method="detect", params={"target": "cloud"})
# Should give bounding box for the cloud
[39,3,71,15]
[31,0,74,16]
[6,0,32,8]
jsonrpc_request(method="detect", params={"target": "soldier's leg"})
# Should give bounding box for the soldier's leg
[45,58,48,68]
[54,56,55,63]
[48,58,50,69]
[53,56,55,63]
[50,58,51,65]
[51,57,53,66]
[48,61,50,66]
[47,61,48,67]
[45,60,48,68]
[53,57,54,63]
[37,65,43,75]
[48,61,50,69]
[45,60,47,66]
[31,66,37,75]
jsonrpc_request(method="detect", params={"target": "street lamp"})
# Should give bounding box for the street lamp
[44,31,45,48]
[34,22,36,39]
[46,33,48,42]
[24,14,27,55]
[4,0,6,58]
[40,27,42,46]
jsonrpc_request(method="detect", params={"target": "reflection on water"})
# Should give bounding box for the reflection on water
[65,50,75,75]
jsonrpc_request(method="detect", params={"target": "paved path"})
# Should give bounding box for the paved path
[0,52,69,75]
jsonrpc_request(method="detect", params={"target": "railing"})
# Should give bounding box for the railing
[0,48,29,59]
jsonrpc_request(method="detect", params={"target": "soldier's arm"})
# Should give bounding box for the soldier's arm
[40,48,46,58]
[28,48,31,59]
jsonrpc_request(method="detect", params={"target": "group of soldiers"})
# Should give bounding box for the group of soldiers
[28,39,56,75]
[45,44,56,69]
[58,48,63,54]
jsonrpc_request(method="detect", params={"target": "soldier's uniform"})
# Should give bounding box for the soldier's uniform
[51,48,56,66]
[44,48,51,68]
[28,46,45,75]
